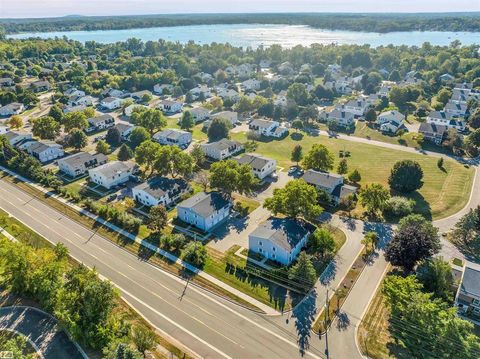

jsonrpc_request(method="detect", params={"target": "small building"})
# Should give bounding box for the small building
[376,110,405,134]
[189,85,212,100]
[189,107,210,123]
[248,118,288,138]
[100,97,123,110]
[177,191,232,232]
[0,102,24,116]
[158,100,183,115]
[210,111,238,127]
[130,90,152,102]
[235,153,277,180]
[343,99,370,117]
[455,264,480,320]
[86,114,115,133]
[124,104,148,117]
[101,88,124,98]
[426,111,466,131]
[30,80,51,92]
[132,177,191,207]
[4,131,33,146]
[153,129,192,148]
[153,83,174,95]
[68,95,95,107]
[201,139,244,161]
[113,123,134,141]
[88,161,137,189]
[444,101,469,118]
[58,152,107,178]
[324,109,355,128]
[248,218,314,266]
[23,140,64,163]
[439,73,455,82]
[418,122,447,145]
[241,79,261,91]
[302,169,357,204]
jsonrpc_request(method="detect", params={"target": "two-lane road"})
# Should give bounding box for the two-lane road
[0,179,327,359]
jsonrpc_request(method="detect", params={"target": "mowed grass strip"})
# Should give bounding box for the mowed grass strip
[231,132,475,220]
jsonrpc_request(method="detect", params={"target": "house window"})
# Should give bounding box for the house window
[259,241,263,246]
[259,248,262,253]
[473,299,480,306]
[474,307,480,314]
[273,247,276,252]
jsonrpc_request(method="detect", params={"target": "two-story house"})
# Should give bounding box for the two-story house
[201,139,244,161]
[86,114,115,133]
[177,191,232,232]
[132,177,191,207]
[153,129,192,148]
[302,169,357,204]
[88,161,137,189]
[455,264,480,320]
[248,118,288,138]
[58,152,108,178]
[235,153,277,180]
[248,218,314,266]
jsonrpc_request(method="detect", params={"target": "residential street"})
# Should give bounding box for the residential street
[0,150,478,359]
[0,179,327,359]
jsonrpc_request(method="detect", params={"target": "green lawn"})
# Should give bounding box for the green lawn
[230,131,475,220]
[166,117,208,142]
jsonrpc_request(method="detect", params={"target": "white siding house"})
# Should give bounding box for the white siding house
[132,177,191,207]
[177,191,232,232]
[201,139,244,161]
[58,152,108,177]
[88,161,136,189]
[100,97,123,110]
[235,153,277,180]
[248,119,288,138]
[153,129,192,148]
[248,218,313,266]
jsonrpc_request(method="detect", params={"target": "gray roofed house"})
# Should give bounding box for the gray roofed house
[23,140,64,163]
[248,218,314,265]
[302,169,357,204]
[455,264,480,319]
[235,153,277,180]
[0,102,25,116]
[177,191,232,232]
[58,152,107,177]
[132,176,191,207]
[86,114,115,132]
[30,80,51,92]
[419,122,447,145]
[88,161,137,189]
[201,138,244,161]
[153,128,192,148]
[113,123,134,140]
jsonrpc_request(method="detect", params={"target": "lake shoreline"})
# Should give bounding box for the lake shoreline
[6,23,480,48]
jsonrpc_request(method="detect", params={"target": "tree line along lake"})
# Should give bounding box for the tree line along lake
[7,23,480,48]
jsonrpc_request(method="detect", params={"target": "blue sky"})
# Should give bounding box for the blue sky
[1,0,479,18]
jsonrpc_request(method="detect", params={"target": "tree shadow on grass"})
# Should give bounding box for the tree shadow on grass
[407,191,432,221]
[290,132,304,141]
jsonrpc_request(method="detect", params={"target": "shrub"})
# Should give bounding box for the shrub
[384,196,415,217]
[182,241,208,268]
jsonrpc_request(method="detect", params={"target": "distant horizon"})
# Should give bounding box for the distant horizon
[2,11,480,21]
[1,0,479,19]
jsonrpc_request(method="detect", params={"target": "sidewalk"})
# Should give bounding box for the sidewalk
[0,165,279,316]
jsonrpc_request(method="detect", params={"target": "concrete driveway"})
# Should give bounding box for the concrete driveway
[0,306,86,359]
[208,171,289,252]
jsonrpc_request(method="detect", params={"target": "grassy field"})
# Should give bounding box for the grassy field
[230,131,475,220]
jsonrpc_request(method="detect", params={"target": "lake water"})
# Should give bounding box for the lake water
[7,24,480,48]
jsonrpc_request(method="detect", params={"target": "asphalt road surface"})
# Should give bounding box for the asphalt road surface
[0,179,328,359]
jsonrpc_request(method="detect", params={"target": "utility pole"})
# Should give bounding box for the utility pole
[325,289,330,359]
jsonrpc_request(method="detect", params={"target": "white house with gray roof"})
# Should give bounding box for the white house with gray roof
[201,139,243,161]
[58,152,107,178]
[444,101,469,118]
[210,111,239,126]
[302,169,357,204]
[0,102,24,116]
[153,129,192,148]
[4,131,32,146]
[100,97,123,110]
[86,114,115,133]
[248,218,314,265]
[132,177,191,207]
[235,153,276,180]
[177,191,232,232]
[323,108,355,128]
[376,110,405,134]
[455,264,480,320]
[88,161,136,189]
[23,140,64,163]
[427,111,466,131]
[158,100,183,114]
[189,107,210,123]
[248,118,288,138]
